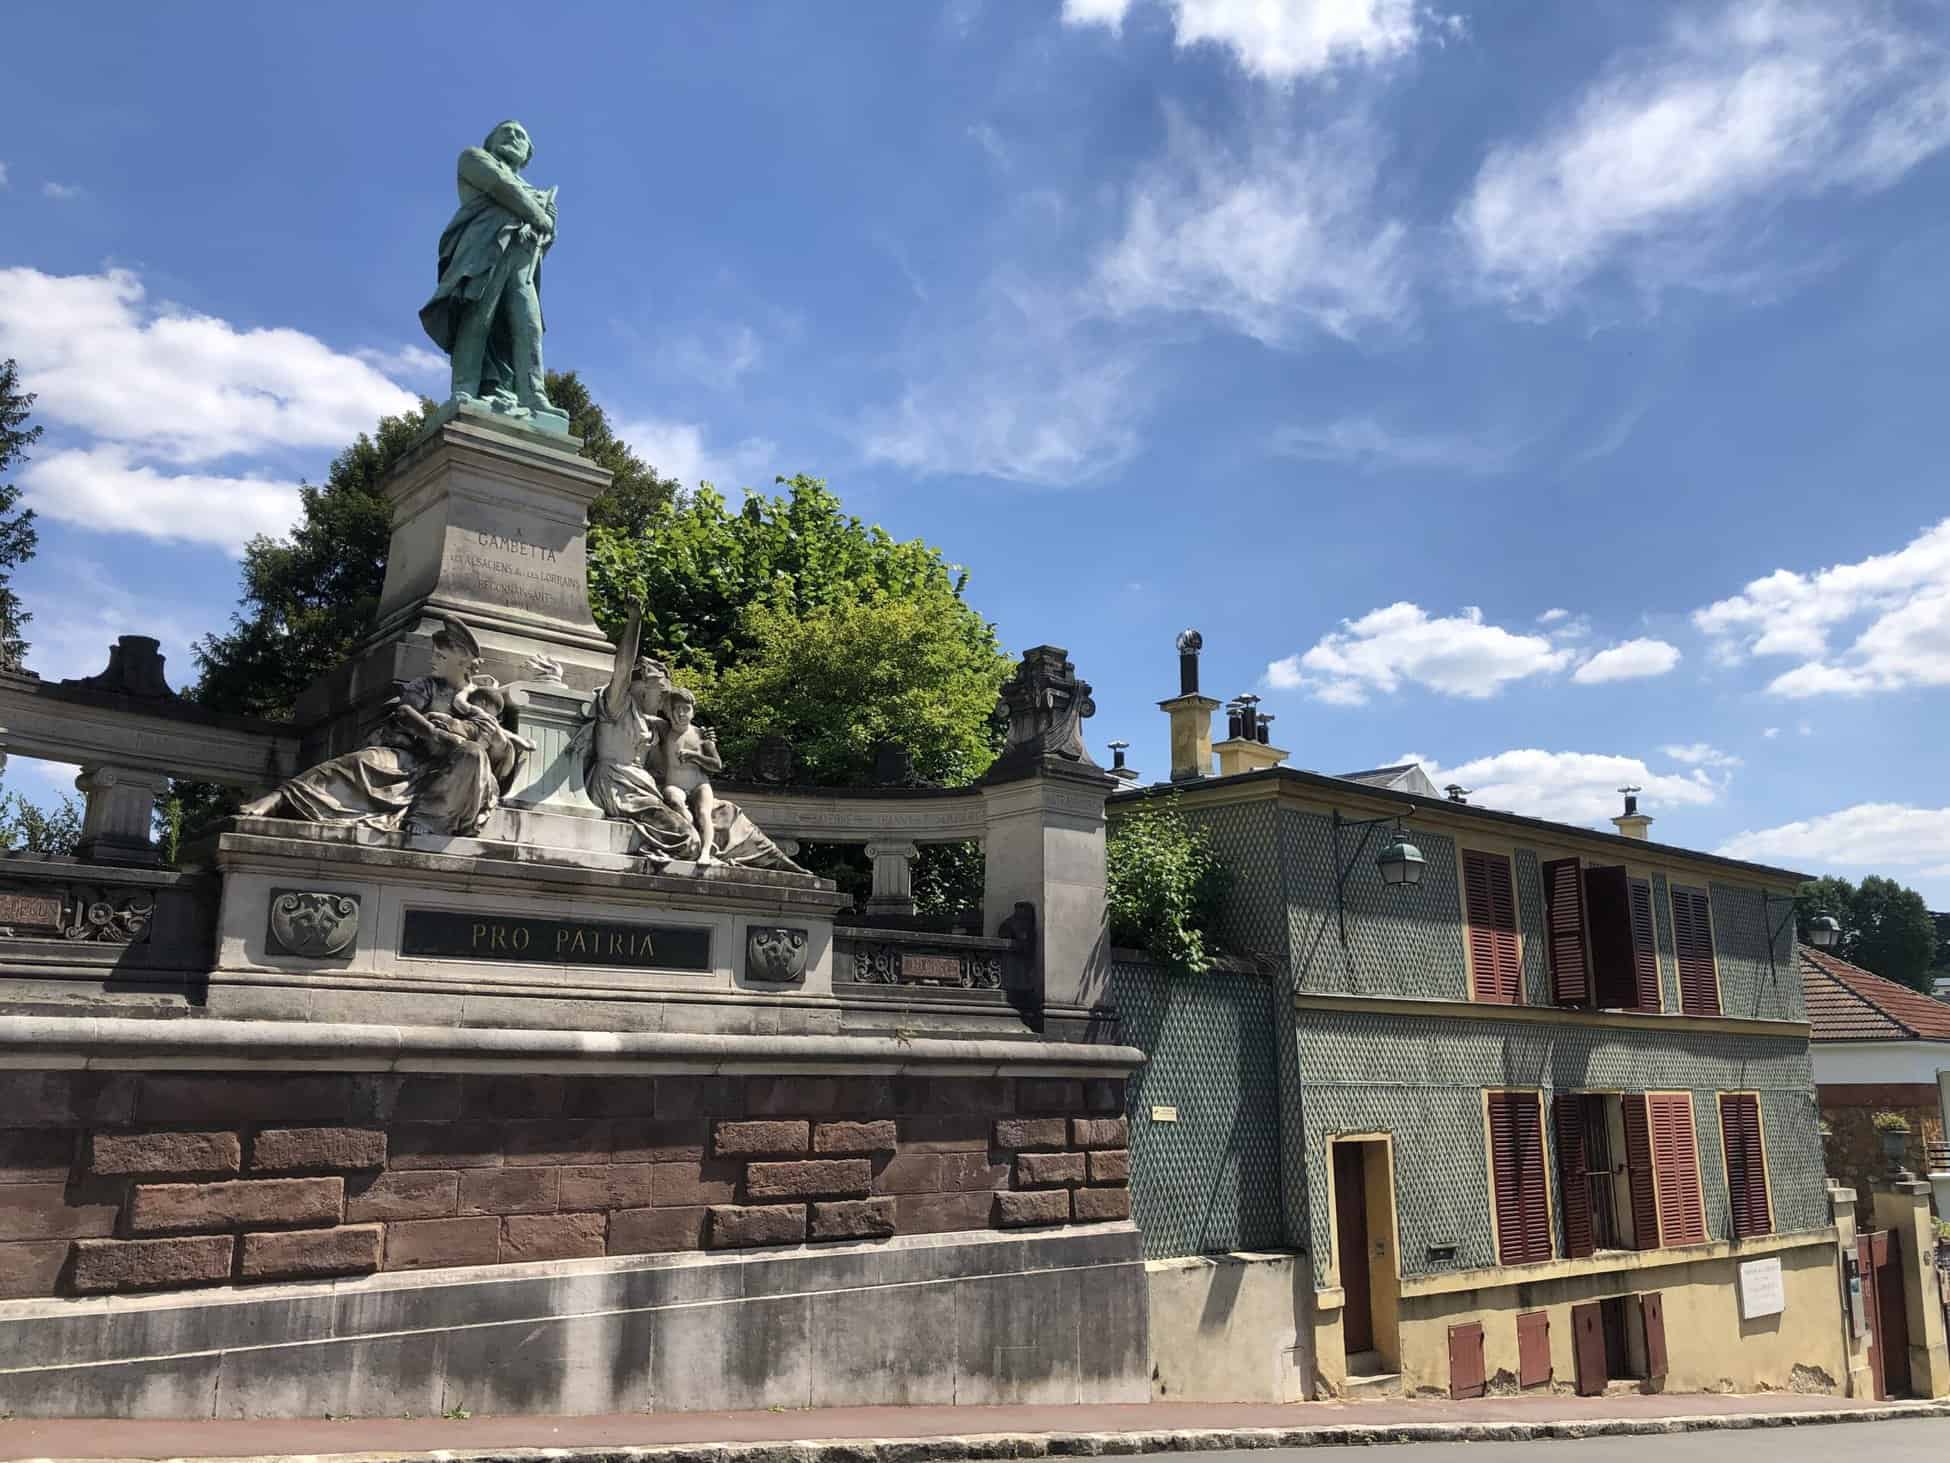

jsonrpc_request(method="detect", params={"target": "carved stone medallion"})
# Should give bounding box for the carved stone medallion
[746,926,809,984]
[267,890,361,960]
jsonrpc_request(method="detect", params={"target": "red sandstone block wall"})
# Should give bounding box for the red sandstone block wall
[0,1070,1130,1300]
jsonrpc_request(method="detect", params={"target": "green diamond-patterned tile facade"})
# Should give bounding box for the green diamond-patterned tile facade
[1711,880,1803,1023]
[1110,956,1285,1258]
[1516,849,1551,1006]
[1296,1008,1824,1282]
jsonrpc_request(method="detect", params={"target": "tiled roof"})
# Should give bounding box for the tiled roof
[1799,944,1950,1042]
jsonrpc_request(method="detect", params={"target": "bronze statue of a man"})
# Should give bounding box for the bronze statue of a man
[419,120,567,429]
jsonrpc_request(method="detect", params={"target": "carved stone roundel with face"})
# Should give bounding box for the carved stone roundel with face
[746,926,809,983]
[269,891,362,960]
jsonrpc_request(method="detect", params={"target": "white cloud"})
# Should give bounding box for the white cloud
[1718,802,1950,872]
[1269,602,1574,704]
[1269,415,1519,474]
[654,324,763,393]
[1538,608,1571,624]
[968,123,1011,170]
[1094,110,1410,344]
[21,447,302,555]
[41,181,82,202]
[1398,747,1722,826]
[618,418,776,491]
[0,162,9,188]
[1063,0,1133,29]
[1692,516,1950,696]
[0,268,420,464]
[1762,726,1781,738]
[1064,0,1445,81]
[1458,0,1950,309]
[1661,742,1742,769]
[1571,637,1682,684]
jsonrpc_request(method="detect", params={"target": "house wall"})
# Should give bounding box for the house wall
[1816,1079,1947,1202]
[1394,1232,1845,1396]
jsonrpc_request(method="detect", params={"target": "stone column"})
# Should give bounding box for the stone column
[864,841,918,918]
[981,647,1116,1036]
[73,765,171,866]
[1827,1181,1875,1399]
[1872,1179,1950,1397]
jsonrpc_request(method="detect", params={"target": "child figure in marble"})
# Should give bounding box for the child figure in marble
[651,688,723,866]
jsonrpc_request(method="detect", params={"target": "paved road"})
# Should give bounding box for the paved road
[1159,1418,1950,1463]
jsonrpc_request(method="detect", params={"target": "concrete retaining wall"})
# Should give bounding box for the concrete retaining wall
[1146,1250,1310,1402]
[0,1223,1149,1418]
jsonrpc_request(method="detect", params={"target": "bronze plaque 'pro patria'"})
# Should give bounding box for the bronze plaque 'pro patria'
[400,908,711,971]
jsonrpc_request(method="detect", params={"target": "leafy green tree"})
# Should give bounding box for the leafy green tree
[1107,798,1231,974]
[0,360,44,668]
[1796,873,1939,992]
[693,589,1010,788]
[0,785,81,857]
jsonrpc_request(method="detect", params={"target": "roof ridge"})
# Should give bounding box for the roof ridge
[1799,944,1950,1040]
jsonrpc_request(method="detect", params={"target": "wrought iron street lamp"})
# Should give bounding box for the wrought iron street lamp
[1332,805,1421,945]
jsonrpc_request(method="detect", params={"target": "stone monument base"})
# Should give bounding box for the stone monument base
[210,818,845,1030]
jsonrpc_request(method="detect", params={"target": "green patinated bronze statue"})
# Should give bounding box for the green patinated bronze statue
[419,120,567,429]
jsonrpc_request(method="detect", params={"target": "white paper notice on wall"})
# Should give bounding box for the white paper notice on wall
[1151,1105,1179,1123]
[1739,1256,1785,1319]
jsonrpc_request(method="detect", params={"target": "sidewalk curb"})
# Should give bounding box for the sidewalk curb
[123,1399,1950,1463]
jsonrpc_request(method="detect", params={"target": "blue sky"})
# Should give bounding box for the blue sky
[3,1,1949,899]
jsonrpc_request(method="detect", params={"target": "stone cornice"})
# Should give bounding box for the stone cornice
[1293,990,1811,1041]
[0,1014,1145,1077]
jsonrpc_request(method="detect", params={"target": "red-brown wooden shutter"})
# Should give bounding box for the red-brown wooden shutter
[1542,858,1590,1006]
[1516,1310,1552,1389]
[1448,1321,1486,1399]
[1719,1094,1770,1239]
[1670,886,1721,1016]
[1488,1091,1552,1264]
[1621,1094,1660,1250]
[1627,878,1661,1011]
[1648,1094,1706,1246]
[1639,1292,1668,1379]
[1554,1093,1595,1259]
[1464,851,1522,1004]
[1570,1301,1607,1395]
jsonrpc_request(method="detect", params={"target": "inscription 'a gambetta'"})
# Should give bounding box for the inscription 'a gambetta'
[477,529,558,562]
[400,907,712,971]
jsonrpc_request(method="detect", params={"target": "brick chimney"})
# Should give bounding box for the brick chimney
[1158,629,1219,781]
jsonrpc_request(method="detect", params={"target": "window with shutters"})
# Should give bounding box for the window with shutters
[1645,1092,1707,1247]
[1463,849,1523,1004]
[1718,1093,1771,1239]
[1669,886,1721,1016]
[1583,866,1660,1011]
[1554,1092,1632,1257]
[1486,1090,1553,1265]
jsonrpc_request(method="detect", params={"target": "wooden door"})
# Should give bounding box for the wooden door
[1334,1143,1374,1354]
[1516,1310,1552,1389]
[1860,1233,1885,1400]
[1448,1321,1486,1399]
[1872,1230,1911,1398]
[1570,1300,1607,1396]
[1639,1291,1668,1380]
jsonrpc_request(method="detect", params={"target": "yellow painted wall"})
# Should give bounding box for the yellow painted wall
[1392,1238,1846,1397]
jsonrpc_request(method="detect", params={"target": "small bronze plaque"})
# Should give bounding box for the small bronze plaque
[0,893,63,931]
[400,908,711,971]
[900,953,962,984]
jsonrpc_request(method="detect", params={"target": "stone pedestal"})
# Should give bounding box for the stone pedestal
[294,403,617,757]
[981,763,1114,1035]
[864,840,918,918]
[502,676,601,818]
[74,765,172,866]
